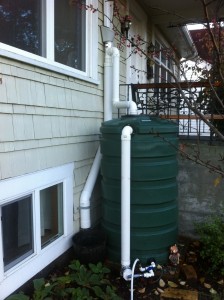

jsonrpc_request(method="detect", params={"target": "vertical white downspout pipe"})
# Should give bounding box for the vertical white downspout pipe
[80,43,137,229]
[80,147,102,229]
[111,48,138,114]
[104,46,113,121]
[121,126,133,280]
[80,46,114,229]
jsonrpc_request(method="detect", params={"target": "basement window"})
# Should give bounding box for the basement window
[0,163,74,299]
[2,195,33,272]
[40,183,63,248]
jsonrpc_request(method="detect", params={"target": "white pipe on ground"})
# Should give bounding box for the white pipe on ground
[121,125,133,280]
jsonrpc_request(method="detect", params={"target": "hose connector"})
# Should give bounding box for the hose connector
[122,266,132,281]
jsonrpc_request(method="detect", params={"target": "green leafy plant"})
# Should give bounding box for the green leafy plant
[195,214,224,277]
[7,260,122,300]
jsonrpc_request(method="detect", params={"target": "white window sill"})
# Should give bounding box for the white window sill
[0,45,99,85]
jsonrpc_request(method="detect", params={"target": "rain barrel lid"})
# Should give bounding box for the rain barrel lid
[101,115,178,134]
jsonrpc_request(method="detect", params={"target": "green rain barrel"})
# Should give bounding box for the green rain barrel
[100,115,179,264]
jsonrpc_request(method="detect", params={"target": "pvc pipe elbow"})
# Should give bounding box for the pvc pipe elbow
[113,100,138,115]
[129,101,138,115]
[106,46,120,58]
[80,190,90,208]
[122,267,132,281]
[121,126,133,140]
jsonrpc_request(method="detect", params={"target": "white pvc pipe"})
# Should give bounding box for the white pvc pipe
[110,47,138,115]
[121,125,133,280]
[80,42,137,229]
[104,47,113,121]
[80,147,102,229]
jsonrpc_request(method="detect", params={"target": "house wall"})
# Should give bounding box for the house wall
[178,141,224,238]
[0,53,104,232]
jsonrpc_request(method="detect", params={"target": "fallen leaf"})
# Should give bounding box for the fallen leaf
[157,288,164,293]
[159,278,166,287]
[154,290,159,295]
[210,288,217,294]
[218,279,224,285]
[204,283,212,289]
[169,270,176,275]
[138,287,146,294]
[157,264,162,269]
[168,281,178,288]
[179,281,186,286]
[214,176,222,187]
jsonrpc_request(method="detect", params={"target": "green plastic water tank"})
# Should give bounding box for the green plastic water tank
[100,115,179,264]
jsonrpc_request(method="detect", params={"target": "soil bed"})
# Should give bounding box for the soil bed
[107,237,224,299]
[9,237,224,300]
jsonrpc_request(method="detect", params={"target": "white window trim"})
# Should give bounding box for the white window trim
[0,0,99,84]
[152,28,176,82]
[0,163,74,300]
[126,0,147,84]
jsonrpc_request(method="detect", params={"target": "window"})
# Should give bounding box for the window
[0,1,42,55]
[2,195,33,272]
[0,163,74,299]
[0,0,98,81]
[55,1,86,71]
[154,40,173,83]
[40,183,63,248]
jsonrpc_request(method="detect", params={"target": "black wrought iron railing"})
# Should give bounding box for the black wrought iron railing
[119,82,224,141]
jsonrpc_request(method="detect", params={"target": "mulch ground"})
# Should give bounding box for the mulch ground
[11,237,224,300]
[107,237,224,299]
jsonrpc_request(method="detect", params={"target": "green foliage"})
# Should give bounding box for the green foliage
[7,260,122,300]
[195,214,224,276]
[5,294,29,300]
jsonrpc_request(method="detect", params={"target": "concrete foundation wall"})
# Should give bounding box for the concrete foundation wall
[178,141,224,238]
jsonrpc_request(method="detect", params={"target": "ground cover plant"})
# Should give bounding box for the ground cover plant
[6,238,224,300]
[195,213,224,277]
[6,260,122,300]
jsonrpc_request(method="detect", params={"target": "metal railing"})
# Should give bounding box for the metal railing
[119,82,224,141]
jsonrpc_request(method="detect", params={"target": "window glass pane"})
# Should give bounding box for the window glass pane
[161,47,166,65]
[40,183,63,248]
[0,0,42,55]
[55,0,86,71]
[154,64,160,83]
[161,67,166,82]
[2,195,33,271]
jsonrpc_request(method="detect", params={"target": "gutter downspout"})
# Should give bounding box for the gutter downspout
[80,147,102,229]
[108,47,138,114]
[121,125,133,280]
[79,44,113,229]
[80,41,137,229]
[180,26,198,60]
[80,44,112,229]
